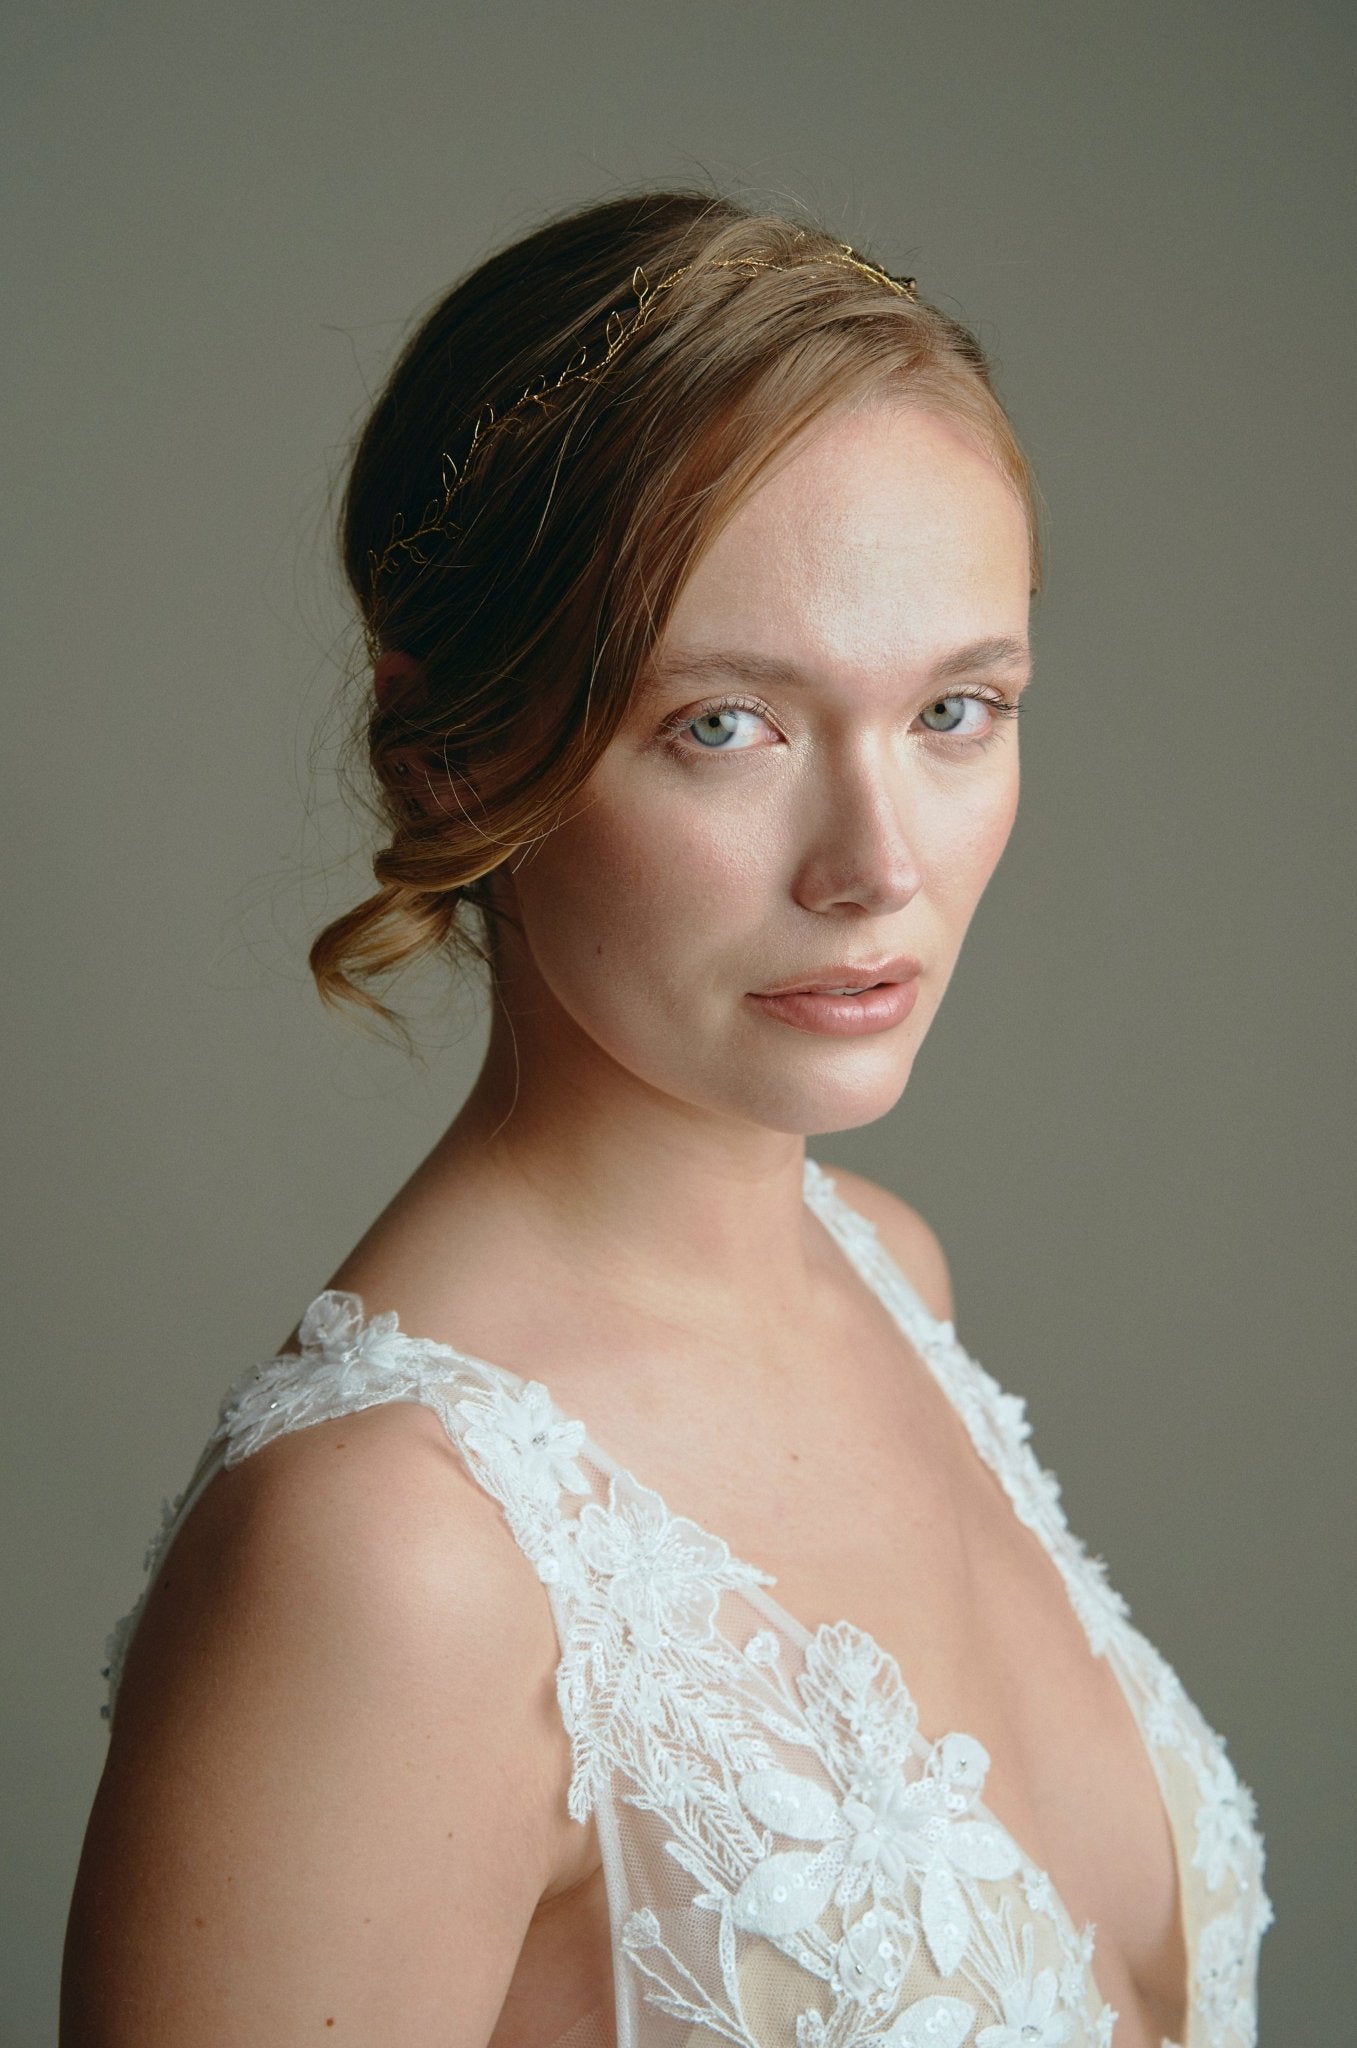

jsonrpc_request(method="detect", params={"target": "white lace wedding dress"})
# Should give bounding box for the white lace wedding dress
[102,1160,1269,2048]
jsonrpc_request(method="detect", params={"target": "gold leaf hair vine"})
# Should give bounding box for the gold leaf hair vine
[365,242,918,649]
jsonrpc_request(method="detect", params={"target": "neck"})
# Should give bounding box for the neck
[401,980,830,1355]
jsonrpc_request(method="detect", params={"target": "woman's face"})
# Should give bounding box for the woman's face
[497,398,1033,1138]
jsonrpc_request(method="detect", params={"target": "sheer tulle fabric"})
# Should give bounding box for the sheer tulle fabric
[104,1161,1269,2048]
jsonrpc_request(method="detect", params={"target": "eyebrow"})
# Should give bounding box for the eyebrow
[647,637,1032,694]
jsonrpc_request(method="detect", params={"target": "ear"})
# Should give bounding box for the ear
[373,650,451,823]
[373,648,422,708]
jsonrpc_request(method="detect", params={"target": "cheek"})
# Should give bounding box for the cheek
[512,750,1019,1004]
[924,764,1020,917]
[514,778,777,987]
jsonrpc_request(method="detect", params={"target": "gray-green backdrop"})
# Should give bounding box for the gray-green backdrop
[5,2,1352,2039]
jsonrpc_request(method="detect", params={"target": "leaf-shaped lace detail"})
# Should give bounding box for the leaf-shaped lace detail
[553,1468,779,1825]
[797,1622,919,1780]
[881,1995,977,2047]
[832,1902,916,2004]
[103,1195,1269,2048]
[733,1848,843,1936]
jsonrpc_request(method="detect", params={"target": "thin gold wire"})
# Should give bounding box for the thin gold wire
[364,244,918,651]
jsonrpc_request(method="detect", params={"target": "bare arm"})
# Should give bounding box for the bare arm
[62,1402,578,2047]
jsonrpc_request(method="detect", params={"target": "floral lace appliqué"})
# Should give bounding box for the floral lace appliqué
[101,1163,1270,2048]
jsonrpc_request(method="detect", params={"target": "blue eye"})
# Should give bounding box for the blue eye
[690,710,740,747]
[665,689,1014,759]
[685,706,768,750]
[919,694,982,734]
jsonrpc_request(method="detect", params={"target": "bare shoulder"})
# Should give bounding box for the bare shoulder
[117,1399,562,1727]
[65,1402,577,2045]
[816,1163,957,1324]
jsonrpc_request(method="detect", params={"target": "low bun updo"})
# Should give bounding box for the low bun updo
[311,189,1040,1027]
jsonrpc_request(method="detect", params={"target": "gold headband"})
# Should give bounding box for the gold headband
[365,243,919,644]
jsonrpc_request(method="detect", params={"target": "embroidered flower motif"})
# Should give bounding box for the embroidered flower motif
[299,1289,404,1369]
[652,1748,718,1810]
[890,1736,1021,1974]
[621,1906,663,1951]
[574,1471,736,1649]
[833,1734,1020,1977]
[456,1379,590,1509]
[975,1963,1074,2047]
[731,1732,1018,1975]
[213,1290,460,1471]
[1191,1749,1259,1893]
[843,1768,930,1888]
[108,1191,1268,2048]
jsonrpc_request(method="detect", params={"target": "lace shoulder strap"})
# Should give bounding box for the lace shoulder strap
[216,1289,500,1461]
[801,1159,1134,1660]
[103,1289,591,1723]
[801,1156,953,1353]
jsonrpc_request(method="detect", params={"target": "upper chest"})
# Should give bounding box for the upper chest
[538,1282,1187,2042]
[331,1197,1194,2041]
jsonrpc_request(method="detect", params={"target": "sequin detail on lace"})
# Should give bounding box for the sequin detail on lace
[102,1159,1270,2047]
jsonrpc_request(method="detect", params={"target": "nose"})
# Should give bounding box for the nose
[792,747,923,918]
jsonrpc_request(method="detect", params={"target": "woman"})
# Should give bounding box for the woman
[62,191,1268,2048]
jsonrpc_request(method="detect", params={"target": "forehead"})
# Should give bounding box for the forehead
[655,401,1031,687]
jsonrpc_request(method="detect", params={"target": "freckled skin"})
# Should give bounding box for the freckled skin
[494,400,1032,1140]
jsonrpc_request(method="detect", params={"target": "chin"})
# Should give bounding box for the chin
[714,1044,918,1139]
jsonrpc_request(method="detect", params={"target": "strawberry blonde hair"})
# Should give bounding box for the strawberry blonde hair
[312,190,1040,1027]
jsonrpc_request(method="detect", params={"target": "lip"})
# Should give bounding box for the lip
[749,955,922,998]
[746,977,921,1037]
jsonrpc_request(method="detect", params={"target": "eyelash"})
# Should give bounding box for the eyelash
[659,688,1022,759]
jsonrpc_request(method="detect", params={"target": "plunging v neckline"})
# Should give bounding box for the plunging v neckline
[393,1154,1190,2045]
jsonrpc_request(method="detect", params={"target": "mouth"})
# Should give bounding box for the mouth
[806,982,880,996]
[750,956,922,998]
